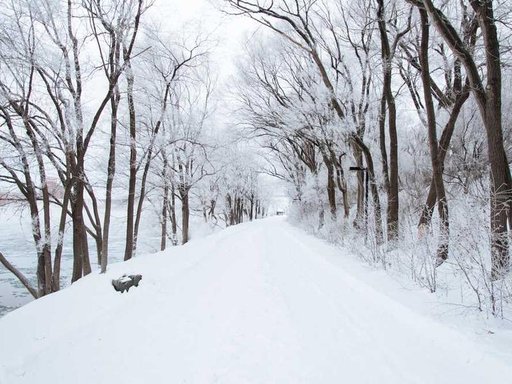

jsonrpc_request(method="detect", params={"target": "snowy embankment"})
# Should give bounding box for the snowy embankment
[1,217,511,383]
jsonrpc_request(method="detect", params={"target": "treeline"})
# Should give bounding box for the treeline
[227,0,512,314]
[0,0,268,299]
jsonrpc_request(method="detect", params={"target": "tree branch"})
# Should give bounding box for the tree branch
[0,251,39,299]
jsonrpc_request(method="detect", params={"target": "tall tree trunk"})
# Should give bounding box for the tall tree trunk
[124,60,137,261]
[71,168,91,281]
[133,154,150,255]
[227,194,234,226]
[170,184,177,244]
[333,151,350,218]
[419,8,449,263]
[84,185,102,265]
[379,95,390,192]
[321,148,337,219]
[377,0,399,241]
[353,147,365,226]
[161,158,169,251]
[418,85,470,230]
[101,84,120,273]
[417,0,511,279]
[210,199,217,220]
[326,157,337,219]
[53,179,71,291]
[352,135,384,244]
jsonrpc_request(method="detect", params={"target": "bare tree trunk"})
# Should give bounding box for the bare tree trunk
[124,59,137,261]
[133,119,167,253]
[101,84,120,273]
[377,0,400,241]
[133,156,149,254]
[84,183,102,265]
[333,152,350,218]
[419,8,449,263]
[227,194,234,226]
[418,85,470,229]
[181,188,190,244]
[211,199,217,220]
[236,197,243,224]
[479,2,511,279]
[23,110,53,295]
[40,170,52,295]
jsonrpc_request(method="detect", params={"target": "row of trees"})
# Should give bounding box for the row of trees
[227,0,512,281]
[0,0,268,300]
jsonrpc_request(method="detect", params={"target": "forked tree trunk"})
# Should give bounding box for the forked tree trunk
[53,179,71,291]
[419,9,449,263]
[416,0,511,279]
[377,0,399,241]
[170,184,178,243]
[161,159,169,251]
[321,150,337,219]
[71,171,91,282]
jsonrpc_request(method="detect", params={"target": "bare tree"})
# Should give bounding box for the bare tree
[376,0,411,240]
[407,0,512,278]
[84,0,148,271]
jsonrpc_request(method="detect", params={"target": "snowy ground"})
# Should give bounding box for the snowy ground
[1,216,511,383]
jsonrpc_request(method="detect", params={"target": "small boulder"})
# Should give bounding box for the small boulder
[112,274,142,293]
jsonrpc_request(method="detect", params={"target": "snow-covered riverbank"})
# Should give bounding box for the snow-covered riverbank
[0,202,173,316]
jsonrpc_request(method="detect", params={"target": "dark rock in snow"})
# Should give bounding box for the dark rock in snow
[112,274,142,293]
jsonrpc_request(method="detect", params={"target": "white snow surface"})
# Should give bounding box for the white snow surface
[1,216,511,383]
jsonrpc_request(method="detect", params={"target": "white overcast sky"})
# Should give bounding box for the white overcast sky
[148,0,257,81]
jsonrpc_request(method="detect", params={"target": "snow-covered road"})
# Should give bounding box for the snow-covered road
[0,217,510,383]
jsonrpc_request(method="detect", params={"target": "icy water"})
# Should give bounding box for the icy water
[0,202,162,317]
